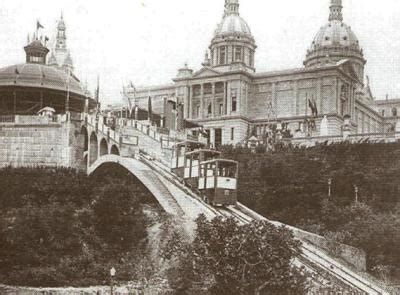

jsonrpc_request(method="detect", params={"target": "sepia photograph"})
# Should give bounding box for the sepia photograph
[0,0,399,294]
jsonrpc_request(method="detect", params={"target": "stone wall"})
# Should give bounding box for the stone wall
[0,117,84,170]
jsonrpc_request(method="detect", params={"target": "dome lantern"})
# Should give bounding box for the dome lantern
[24,38,49,65]
[329,0,343,22]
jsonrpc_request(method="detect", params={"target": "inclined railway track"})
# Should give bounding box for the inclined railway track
[137,154,389,295]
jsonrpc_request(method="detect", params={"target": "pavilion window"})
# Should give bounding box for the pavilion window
[208,104,212,116]
[235,46,242,62]
[215,82,224,94]
[204,83,212,95]
[232,95,237,112]
[219,47,226,65]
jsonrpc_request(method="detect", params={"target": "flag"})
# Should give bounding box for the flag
[37,21,44,30]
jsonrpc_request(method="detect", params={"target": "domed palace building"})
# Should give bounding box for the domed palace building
[125,0,400,146]
[0,18,96,116]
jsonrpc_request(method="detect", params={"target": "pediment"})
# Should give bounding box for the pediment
[192,67,221,78]
[337,59,360,82]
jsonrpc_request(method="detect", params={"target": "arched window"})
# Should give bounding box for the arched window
[392,107,398,117]
[219,47,226,65]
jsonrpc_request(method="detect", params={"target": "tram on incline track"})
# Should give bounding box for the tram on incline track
[169,140,239,206]
[184,149,221,188]
[199,159,238,206]
[171,140,206,178]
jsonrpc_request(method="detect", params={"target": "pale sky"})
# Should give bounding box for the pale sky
[1,0,400,105]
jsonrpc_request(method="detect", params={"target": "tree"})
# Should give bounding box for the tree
[163,215,308,294]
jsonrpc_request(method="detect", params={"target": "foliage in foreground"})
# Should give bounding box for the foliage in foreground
[0,165,159,287]
[162,215,308,294]
[221,142,400,280]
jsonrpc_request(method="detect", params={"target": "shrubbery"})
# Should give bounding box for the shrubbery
[162,215,308,294]
[0,165,159,287]
[221,142,400,279]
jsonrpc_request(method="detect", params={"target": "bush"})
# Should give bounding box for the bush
[0,166,159,287]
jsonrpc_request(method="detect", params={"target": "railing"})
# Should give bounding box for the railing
[285,132,400,145]
[0,115,15,123]
[0,114,68,125]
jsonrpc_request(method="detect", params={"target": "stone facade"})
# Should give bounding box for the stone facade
[123,0,400,146]
[0,115,84,170]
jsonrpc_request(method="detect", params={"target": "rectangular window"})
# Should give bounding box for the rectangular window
[193,85,201,96]
[196,105,200,118]
[219,103,224,115]
[232,96,237,112]
[235,46,242,62]
[231,127,235,141]
[219,47,226,65]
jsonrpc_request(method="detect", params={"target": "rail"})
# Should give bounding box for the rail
[137,152,389,294]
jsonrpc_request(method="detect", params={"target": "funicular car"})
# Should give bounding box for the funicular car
[183,149,221,188]
[198,159,239,206]
[170,140,206,178]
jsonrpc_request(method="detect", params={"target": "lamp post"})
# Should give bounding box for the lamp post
[110,267,116,295]
[328,178,332,198]
[354,185,359,203]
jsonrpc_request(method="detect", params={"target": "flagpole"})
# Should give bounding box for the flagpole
[66,68,70,120]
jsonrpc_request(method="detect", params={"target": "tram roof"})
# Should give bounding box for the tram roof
[174,140,206,148]
[185,149,221,156]
[200,159,238,166]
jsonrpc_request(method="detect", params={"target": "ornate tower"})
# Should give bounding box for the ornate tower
[209,0,256,73]
[50,13,74,72]
[304,0,366,82]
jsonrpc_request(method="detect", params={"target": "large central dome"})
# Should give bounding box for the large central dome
[304,0,366,82]
[209,0,256,73]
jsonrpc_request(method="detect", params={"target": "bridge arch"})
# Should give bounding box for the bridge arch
[110,145,120,155]
[88,155,188,217]
[100,138,108,156]
[89,132,98,166]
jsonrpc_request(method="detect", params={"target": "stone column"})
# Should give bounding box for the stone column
[184,88,189,120]
[223,81,227,116]
[212,82,216,117]
[294,81,299,116]
[189,85,193,119]
[200,84,204,119]
[272,82,277,117]
[210,128,216,148]
[317,78,323,115]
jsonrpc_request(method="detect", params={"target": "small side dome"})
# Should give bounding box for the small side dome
[304,0,366,82]
[310,21,360,51]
